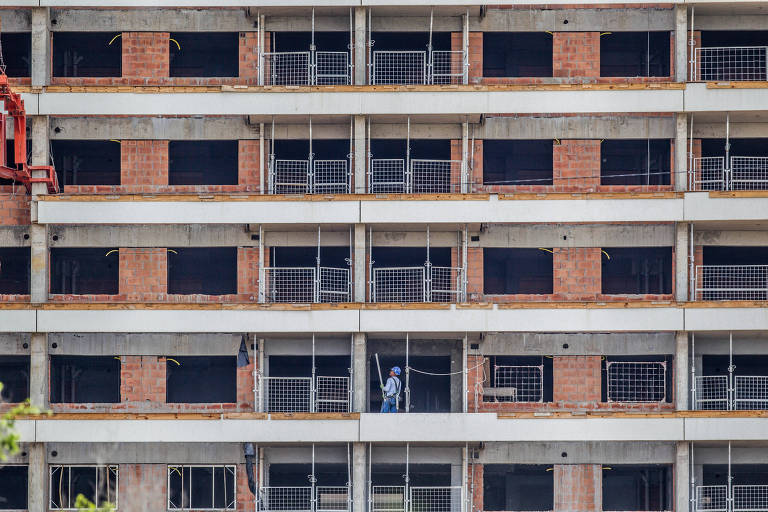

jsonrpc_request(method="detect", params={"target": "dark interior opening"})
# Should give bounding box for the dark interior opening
[270,246,349,268]
[600,355,674,403]
[483,248,554,295]
[484,355,553,402]
[269,355,349,377]
[268,463,348,486]
[482,33,553,77]
[704,354,768,376]
[166,356,236,403]
[703,246,768,266]
[52,140,121,187]
[601,140,671,186]
[168,247,237,295]
[0,247,30,295]
[0,33,31,77]
[50,355,120,403]
[169,32,239,77]
[369,32,451,52]
[0,139,32,186]
[601,247,672,295]
[371,463,452,486]
[53,32,121,77]
[483,464,554,511]
[701,138,768,158]
[168,466,236,509]
[369,354,451,412]
[602,464,672,511]
[50,466,116,509]
[704,464,768,485]
[370,139,451,160]
[272,32,350,52]
[50,248,119,295]
[169,140,238,186]
[0,465,27,509]
[371,247,451,268]
[600,32,670,77]
[273,139,350,160]
[0,355,29,403]
[699,31,768,80]
[483,140,553,185]
[701,30,768,48]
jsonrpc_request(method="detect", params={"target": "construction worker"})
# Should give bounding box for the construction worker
[380,366,402,413]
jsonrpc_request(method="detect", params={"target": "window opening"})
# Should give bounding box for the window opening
[600,32,670,77]
[50,248,119,295]
[601,140,671,186]
[601,355,673,403]
[168,140,238,186]
[166,356,236,403]
[601,247,672,295]
[483,464,554,511]
[0,355,29,403]
[51,140,120,187]
[49,465,118,510]
[483,140,553,186]
[483,33,553,77]
[52,33,121,77]
[369,354,451,413]
[167,247,237,295]
[168,465,236,510]
[0,247,30,294]
[483,248,554,295]
[169,33,239,78]
[602,464,671,511]
[50,356,120,403]
[0,465,27,510]
[0,33,31,78]
[484,355,553,403]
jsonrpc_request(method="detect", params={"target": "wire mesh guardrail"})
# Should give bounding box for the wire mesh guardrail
[486,365,544,403]
[606,361,667,403]
[694,46,768,82]
[270,160,312,194]
[315,376,351,413]
[696,485,728,512]
[263,52,312,86]
[430,266,466,302]
[409,486,462,512]
[260,376,312,413]
[259,487,313,511]
[371,266,466,303]
[318,267,352,303]
[372,51,427,85]
[261,267,350,303]
[369,159,407,193]
[691,157,726,191]
[694,375,730,410]
[314,160,351,194]
[731,157,768,190]
[410,159,461,193]
[695,375,768,410]
[371,486,406,512]
[734,376,768,410]
[315,52,351,85]
[316,487,350,512]
[694,265,768,301]
[733,485,768,511]
[430,51,465,84]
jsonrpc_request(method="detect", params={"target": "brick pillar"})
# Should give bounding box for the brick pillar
[237,463,257,511]
[466,248,483,301]
[553,140,600,192]
[120,356,167,405]
[688,30,701,81]
[118,464,167,512]
[552,32,600,79]
[122,32,169,82]
[553,248,601,300]
[693,244,703,300]
[238,140,261,191]
[237,247,262,300]
[466,355,486,412]
[237,348,256,410]
[119,248,167,301]
[451,32,483,84]
[450,140,462,192]
[689,139,702,191]
[121,140,169,190]
[552,356,601,407]
[469,139,482,192]
[0,194,30,225]
[239,32,259,84]
[554,464,602,512]
[470,463,483,512]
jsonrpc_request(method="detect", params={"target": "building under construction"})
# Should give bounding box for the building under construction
[0,0,767,511]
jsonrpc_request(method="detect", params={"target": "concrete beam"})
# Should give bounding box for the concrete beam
[51,116,260,140]
[352,443,367,512]
[47,442,244,463]
[370,16,461,32]
[0,8,32,31]
[676,442,690,512]
[50,7,256,31]
[27,443,46,512]
[353,224,366,301]
[685,308,768,332]
[478,441,676,464]
[480,332,676,356]
[694,122,768,138]
[49,225,256,247]
[354,7,366,86]
[695,230,768,246]
[0,226,31,247]
[48,333,245,356]
[675,114,688,191]
[695,14,768,30]
[472,7,674,32]
[480,115,675,140]
[476,224,675,248]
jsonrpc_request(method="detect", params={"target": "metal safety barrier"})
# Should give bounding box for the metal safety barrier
[734,485,768,511]
[430,50,466,85]
[690,156,768,191]
[368,159,462,194]
[606,361,667,403]
[259,486,313,511]
[261,267,351,303]
[694,375,730,410]
[409,486,463,512]
[694,46,768,82]
[371,486,406,512]
[262,51,350,86]
[371,266,465,303]
[694,265,768,301]
[269,159,350,195]
[691,157,726,191]
[257,375,350,413]
[315,376,351,413]
[696,485,728,512]
[485,365,544,403]
[372,51,426,85]
[694,375,768,411]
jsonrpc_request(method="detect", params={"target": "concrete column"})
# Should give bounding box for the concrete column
[30,116,49,302]
[675,114,689,192]
[352,443,367,512]
[675,222,689,302]
[31,8,51,87]
[676,442,691,512]
[353,332,368,412]
[354,7,367,85]
[29,333,48,408]
[675,331,689,411]
[27,442,46,512]
[675,5,688,82]
[354,224,367,302]
[354,115,367,194]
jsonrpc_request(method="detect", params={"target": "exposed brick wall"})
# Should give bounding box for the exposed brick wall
[553,32,600,81]
[469,463,483,512]
[554,464,602,512]
[119,248,168,301]
[553,356,602,406]
[689,30,702,81]
[239,32,260,84]
[0,192,30,225]
[466,354,486,412]
[121,140,169,191]
[553,248,601,300]
[465,248,483,301]
[553,140,600,192]
[451,32,483,84]
[238,140,261,190]
[122,32,170,83]
[237,247,261,300]
[119,355,166,405]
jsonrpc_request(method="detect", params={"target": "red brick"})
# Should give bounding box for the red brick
[122,32,170,83]
[554,464,602,511]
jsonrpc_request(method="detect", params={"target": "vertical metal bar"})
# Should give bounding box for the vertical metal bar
[369,226,374,302]
[462,444,469,512]
[725,113,731,190]
[689,7,695,81]
[728,331,734,410]
[269,117,276,195]
[258,225,265,303]
[691,332,696,410]
[309,117,314,194]
[427,9,434,84]
[312,333,317,413]
[258,13,265,86]
[349,116,354,193]
[259,123,265,195]
[462,9,469,85]
[311,8,316,85]
[312,444,317,512]
[367,116,372,193]
[406,117,412,193]
[688,114,694,191]
[462,335,468,413]
[349,334,354,412]
[405,444,410,512]
[347,443,352,510]
[689,223,695,301]
[405,333,410,413]
[727,441,732,512]
[462,225,468,301]
[461,121,469,193]
[349,9,354,84]
[259,338,265,412]
[425,226,431,302]
[367,9,372,85]
[349,226,354,302]
[315,225,321,303]
[368,443,372,512]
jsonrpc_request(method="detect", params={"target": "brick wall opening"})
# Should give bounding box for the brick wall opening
[600,140,671,186]
[600,32,671,77]
[704,464,768,485]
[601,247,672,295]
[166,356,236,403]
[168,465,237,509]
[702,138,768,157]
[0,247,30,294]
[483,464,554,511]
[169,32,239,77]
[370,139,451,160]
[0,355,29,403]
[703,246,768,265]
[50,248,119,295]
[371,463,452,486]
[600,355,674,404]
[0,33,31,78]
[483,248,554,295]
[370,32,451,51]
[53,32,122,77]
[169,140,238,185]
[369,354,450,413]
[273,139,350,160]
[482,33,553,78]
[483,355,553,404]
[52,140,121,187]
[50,355,121,403]
[0,465,28,509]
[483,139,553,186]
[168,247,237,295]
[271,31,350,52]
[602,464,672,511]
[270,246,349,268]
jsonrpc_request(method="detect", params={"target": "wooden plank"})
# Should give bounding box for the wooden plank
[269,412,360,420]
[38,193,491,203]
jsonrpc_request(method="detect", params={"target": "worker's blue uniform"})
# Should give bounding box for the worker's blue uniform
[380,375,401,413]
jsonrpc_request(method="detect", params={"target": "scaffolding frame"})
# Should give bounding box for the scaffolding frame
[693,443,768,512]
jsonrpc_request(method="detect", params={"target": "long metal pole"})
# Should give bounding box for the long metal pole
[689,7,695,81]
[728,331,734,410]
[689,222,695,301]
[690,441,695,512]
[311,444,317,512]
[725,113,731,190]
[347,443,352,509]
[427,9,434,83]
[311,333,317,413]
[258,225,265,303]
[259,123,265,194]
[462,335,468,413]
[688,114,694,191]
[258,338,265,413]
[349,117,354,193]
[369,226,374,301]
[368,443,372,511]
[316,225,321,303]
[309,117,314,193]
[462,444,468,512]
[691,332,696,410]
[405,333,410,413]
[727,441,732,512]
[425,225,431,302]
[406,117,411,193]
[405,443,410,512]
[462,225,468,301]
